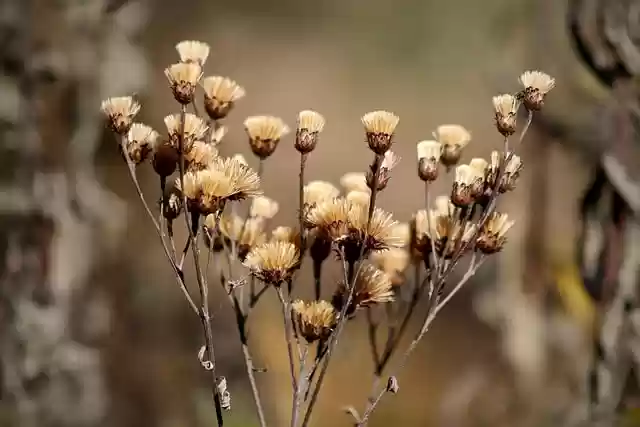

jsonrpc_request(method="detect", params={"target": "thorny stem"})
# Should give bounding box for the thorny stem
[357,257,486,426]
[276,286,299,393]
[118,136,199,315]
[302,154,384,427]
[177,105,224,426]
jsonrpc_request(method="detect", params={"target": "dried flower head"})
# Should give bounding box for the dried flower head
[417,140,442,181]
[371,248,410,286]
[210,126,227,145]
[295,110,325,154]
[345,204,404,260]
[499,154,523,193]
[306,197,351,240]
[390,222,411,247]
[340,172,370,194]
[519,70,555,111]
[304,180,340,206]
[244,115,290,159]
[468,158,489,198]
[250,195,279,219]
[243,241,300,286]
[101,96,141,134]
[476,212,515,254]
[164,113,209,150]
[214,213,266,257]
[180,157,262,215]
[271,226,301,247]
[291,300,337,342]
[412,206,463,259]
[232,154,248,165]
[362,110,399,154]
[332,264,394,316]
[185,141,218,171]
[434,124,471,168]
[175,40,210,65]
[451,164,483,207]
[165,62,203,104]
[346,191,370,207]
[371,150,401,191]
[492,94,519,136]
[201,76,246,120]
[152,141,180,177]
[125,123,159,164]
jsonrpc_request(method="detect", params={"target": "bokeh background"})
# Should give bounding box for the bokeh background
[1,0,635,426]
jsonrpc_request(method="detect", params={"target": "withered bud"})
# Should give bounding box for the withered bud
[518,70,555,111]
[152,141,179,178]
[291,300,337,343]
[361,110,399,155]
[125,123,159,165]
[295,110,325,154]
[451,165,481,207]
[417,140,442,182]
[165,62,202,104]
[367,150,400,191]
[386,376,400,394]
[492,94,519,136]
[201,76,245,120]
[498,153,523,193]
[244,115,290,159]
[100,96,141,134]
[468,158,489,199]
[434,125,471,169]
[476,212,514,254]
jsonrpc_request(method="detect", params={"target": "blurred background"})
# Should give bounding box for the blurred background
[1,0,639,426]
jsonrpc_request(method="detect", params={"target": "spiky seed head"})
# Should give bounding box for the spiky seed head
[164,63,203,104]
[100,96,141,134]
[216,213,266,256]
[175,40,210,65]
[340,172,370,194]
[291,300,337,342]
[243,241,300,286]
[271,226,301,248]
[332,264,394,316]
[303,181,340,206]
[295,110,325,154]
[452,164,482,207]
[164,113,209,150]
[201,76,246,120]
[305,197,351,240]
[492,94,519,136]
[433,124,471,168]
[361,110,399,154]
[370,248,410,286]
[519,70,555,111]
[250,195,279,219]
[499,154,523,193]
[346,204,404,259]
[232,154,248,165]
[244,115,290,159]
[125,123,159,164]
[476,212,515,254]
[185,140,218,171]
[152,141,179,177]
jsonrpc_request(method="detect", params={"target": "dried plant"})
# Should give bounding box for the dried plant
[100,39,555,427]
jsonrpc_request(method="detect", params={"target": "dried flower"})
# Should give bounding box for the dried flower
[344,204,404,260]
[371,247,410,286]
[165,62,203,104]
[468,158,489,198]
[476,212,515,254]
[346,191,370,207]
[271,226,301,247]
[152,141,180,178]
[180,157,262,215]
[175,40,210,65]
[214,213,266,257]
[232,154,248,165]
[100,96,141,134]
[210,126,227,145]
[451,164,482,207]
[201,76,246,120]
[417,140,442,181]
[499,154,523,192]
[291,300,337,342]
[434,124,471,168]
[250,195,279,219]
[370,150,400,191]
[185,140,218,171]
[125,123,159,164]
[362,110,399,155]
[164,113,209,150]
[244,115,290,159]
[519,70,555,111]
[295,110,325,154]
[306,197,351,240]
[492,94,519,136]
[332,264,394,316]
[243,241,300,286]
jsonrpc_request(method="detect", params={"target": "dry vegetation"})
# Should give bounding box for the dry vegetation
[100,39,555,427]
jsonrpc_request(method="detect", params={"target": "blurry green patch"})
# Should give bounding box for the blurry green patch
[553,261,595,329]
[621,407,640,427]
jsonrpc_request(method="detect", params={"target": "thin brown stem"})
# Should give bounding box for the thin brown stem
[118,136,198,315]
[291,344,309,427]
[425,182,439,275]
[298,153,308,253]
[276,286,298,393]
[178,105,224,426]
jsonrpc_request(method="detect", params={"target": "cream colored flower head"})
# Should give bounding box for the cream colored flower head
[304,180,340,206]
[101,96,141,134]
[201,76,246,120]
[340,172,370,194]
[291,300,337,342]
[476,212,515,254]
[125,123,159,164]
[347,204,404,252]
[216,213,266,252]
[306,197,351,240]
[295,110,326,154]
[434,124,471,149]
[243,241,300,285]
[185,140,219,171]
[250,195,279,219]
[164,113,208,148]
[175,40,210,65]
[371,247,410,285]
[346,191,370,207]
[244,115,290,159]
[332,264,394,316]
[519,71,555,94]
[362,110,399,155]
[165,62,203,104]
[417,140,442,161]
